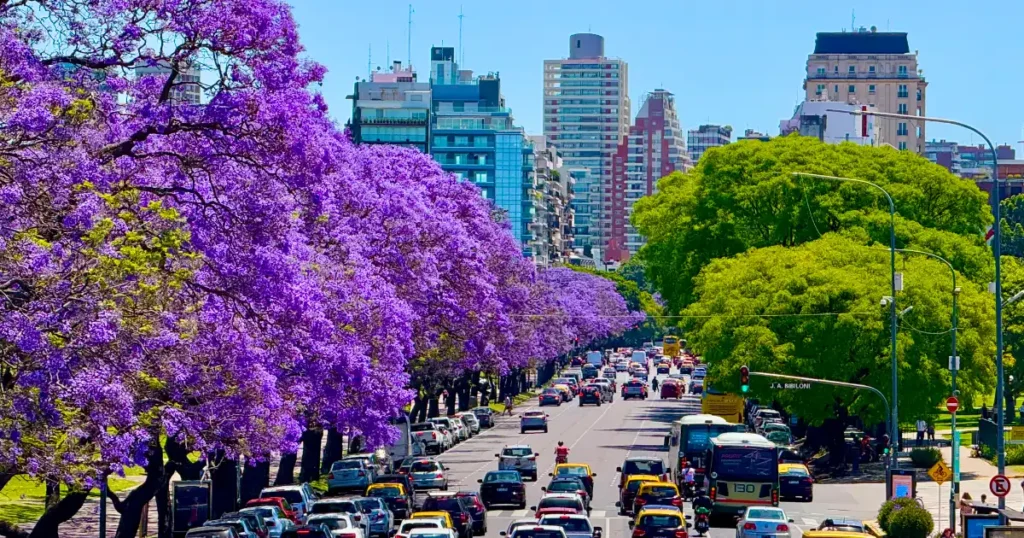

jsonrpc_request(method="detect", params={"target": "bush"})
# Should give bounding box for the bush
[878,497,921,533]
[889,505,934,538]
[910,447,942,468]
[1006,444,1024,465]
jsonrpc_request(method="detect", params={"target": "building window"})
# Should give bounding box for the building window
[834,84,839,94]
[917,89,922,101]
[897,84,908,98]
[898,141,908,151]
[868,65,876,76]
[834,65,839,74]
[898,103,908,114]
[848,65,856,75]
[848,84,856,94]
[869,84,876,94]
[816,67,825,76]
[897,122,908,136]
[898,65,908,78]
[474,171,488,183]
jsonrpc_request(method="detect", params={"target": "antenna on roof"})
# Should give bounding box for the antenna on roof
[367,44,372,78]
[851,9,855,32]
[458,6,465,66]
[407,4,414,71]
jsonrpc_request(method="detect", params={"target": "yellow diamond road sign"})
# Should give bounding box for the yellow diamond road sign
[929,460,953,484]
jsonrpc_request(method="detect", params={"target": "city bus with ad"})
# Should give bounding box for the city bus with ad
[701,386,745,424]
[667,414,743,488]
[662,336,681,358]
[706,432,780,518]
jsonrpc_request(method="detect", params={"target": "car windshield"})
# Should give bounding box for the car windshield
[485,472,521,483]
[548,480,582,492]
[263,490,304,505]
[356,499,382,512]
[311,501,357,514]
[504,448,534,457]
[541,518,591,532]
[412,461,440,472]
[557,467,588,478]
[410,534,450,538]
[626,480,652,493]
[781,467,808,477]
[206,521,246,534]
[638,515,682,529]
[542,389,560,395]
[370,486,402,498]
[511,531,564,538]
[758,411,781,419]
[332,461,363,470]
[747,509,785,521]
[309,518,348,530]
[642,486,678,498]
[825,525,864,532]
[538,497,580,509]
[242,507,276,519]
[424,497,461,511]
[411,423,435,432]
[624,460,664,475]
[401,522,441,532]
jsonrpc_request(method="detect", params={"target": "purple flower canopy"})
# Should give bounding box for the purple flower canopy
[0,0,644,481]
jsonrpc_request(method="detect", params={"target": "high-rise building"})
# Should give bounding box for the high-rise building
[606,89,690,262]
[779,100,877,145]
[135,61,201,105]
[738,129,771,142]
[528,136,576,267]
[348,61,432,152]
[429,47,535,253]
[543,33,630,255]
[926,140,1016,183]
[687,124,732,164]
[804,28,927,153]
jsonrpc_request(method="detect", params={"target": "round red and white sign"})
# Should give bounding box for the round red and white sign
[991,474,1011,497]
[946,396,960,414]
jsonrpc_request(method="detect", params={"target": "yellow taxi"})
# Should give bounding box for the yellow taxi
[633,482,683,512]
[863,520,885,536]
[551,463,595,497]
[803,533,872,537]
[365,482,411,518]
[616,474,659,515]
[552,384,573,402]
[409,511,454,529]
[628,508,688,536]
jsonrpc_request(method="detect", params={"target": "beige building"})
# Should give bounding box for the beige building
[804,28,927,153]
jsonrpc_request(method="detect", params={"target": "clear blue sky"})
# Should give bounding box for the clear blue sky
[288,0,1023,150]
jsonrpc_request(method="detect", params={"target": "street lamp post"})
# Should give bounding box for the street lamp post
[846,109,1007,509]
[793,172,899,476]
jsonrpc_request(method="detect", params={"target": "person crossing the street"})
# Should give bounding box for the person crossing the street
[503,395,513,416]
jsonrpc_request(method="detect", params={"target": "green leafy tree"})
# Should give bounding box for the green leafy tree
[1001,194,1024,258]
[632,136,992,314]
[684,234,995,428]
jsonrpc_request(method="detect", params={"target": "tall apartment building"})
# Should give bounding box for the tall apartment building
[926,140,1016,180]
[135,61,201,105]
[687,124,732,164]
[348,61,432,152]
[804,28,927,153]
[543,33,630,259]
[606,89,690,262]
[428,47,536,253]
[528,136,576,267]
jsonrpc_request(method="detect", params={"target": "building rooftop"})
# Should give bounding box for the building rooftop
[813,31,910,55]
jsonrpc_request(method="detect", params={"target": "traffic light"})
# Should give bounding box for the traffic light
[740,365,750,393]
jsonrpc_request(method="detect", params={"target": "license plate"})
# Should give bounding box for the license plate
[497,488,508,492]
[789,479,799,484]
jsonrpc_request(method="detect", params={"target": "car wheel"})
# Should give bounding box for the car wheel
[543,427,548,433]
[807,494,813,502]
[520,429,525,434]
[518,501,527,509]
[442,482,448,491]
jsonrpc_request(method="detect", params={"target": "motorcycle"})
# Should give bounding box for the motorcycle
[693,507,711,536]
[681,482,695,501]
[555,453,568,465]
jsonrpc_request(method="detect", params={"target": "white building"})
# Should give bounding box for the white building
[135,61,201,105]
[779,100,878,145]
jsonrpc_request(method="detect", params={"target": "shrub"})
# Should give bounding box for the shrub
[910,447,942,468]
[889,505,934,538]
[878,497,921,533]
[1006,444,1024,465]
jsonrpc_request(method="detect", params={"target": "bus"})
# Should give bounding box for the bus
[663,336,682,358]
[667,414,744,487]
[706,432,779,517]
[701,387,745,424]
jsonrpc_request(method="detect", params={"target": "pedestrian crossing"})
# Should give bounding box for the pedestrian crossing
[486,510,615,518]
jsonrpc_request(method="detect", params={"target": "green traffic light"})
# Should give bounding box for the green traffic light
[741,385,749,393]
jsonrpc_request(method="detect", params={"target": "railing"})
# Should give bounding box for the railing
[807,72,921,81]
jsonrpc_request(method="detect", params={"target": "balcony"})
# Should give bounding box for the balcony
[359,116,427,125]
[807,72,922,81]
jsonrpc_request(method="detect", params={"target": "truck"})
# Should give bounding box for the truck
[586,350,603,366]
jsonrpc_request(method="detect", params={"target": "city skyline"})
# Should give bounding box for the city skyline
[290,0,1024,149]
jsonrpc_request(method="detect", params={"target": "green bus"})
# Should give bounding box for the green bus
[706,432,779,517]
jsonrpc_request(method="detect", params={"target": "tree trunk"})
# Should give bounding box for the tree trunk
[444,384,457,416]
[410,397,427,424]
[209,456,238,518]
[166,438,204,481]
[274,453,297,486]
[0,521,29,538]
[28,490,88,538]
[0,473,14,493]
[109,436,167,538]
[240,458,271,505]
[427,398,440,418]
[156,476,172,538]
[299,429,324,483]
[321,429,344,474]
[43,481,58,509]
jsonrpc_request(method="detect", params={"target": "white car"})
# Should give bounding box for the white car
[508,524,569,538]
[407,529,457,538]
[395,518,446,538]
[306,513,363,538]
[259,484,319,523]
[428,418,459,446]
[736,507,794,538]
[239,506,295,538]
[503,519,540,536]
[538,514,602,538]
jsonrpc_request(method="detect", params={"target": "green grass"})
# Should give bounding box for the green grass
[933,413,981,430]
[0,475,137,524]
[488,392,535,413]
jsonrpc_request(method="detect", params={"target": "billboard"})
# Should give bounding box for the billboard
[172,481,212,535]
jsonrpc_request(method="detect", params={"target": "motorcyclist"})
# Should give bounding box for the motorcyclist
[681,464,696,498]
[652,377,659,392]
[692,488,713,514]
[555,441,570,463]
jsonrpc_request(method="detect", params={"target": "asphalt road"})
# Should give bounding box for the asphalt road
[425,367,896,538]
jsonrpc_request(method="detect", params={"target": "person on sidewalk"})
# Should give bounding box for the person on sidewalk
[916,419,927,446]
[927,422,936,442]
[961,492,974,515]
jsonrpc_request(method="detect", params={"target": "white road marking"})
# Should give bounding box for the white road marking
[511,510,529,517]
[802,518,817,527]
[610,416,647,487]
[589,510,607,518]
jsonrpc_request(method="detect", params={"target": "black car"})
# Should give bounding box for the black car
[581,364,599,380]
[779,464,814,501]
[542,477,591,511]
[578,386,602,407]
[472,407,494,428]
[456,491,488,535]
[281,524,332,538]
[422,492,476,538]
[374,473,416,498]
[477,470,526,509]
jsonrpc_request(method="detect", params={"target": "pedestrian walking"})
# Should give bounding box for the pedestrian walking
[503,395,513,416]
[916,419,927,446]
[981,494,988,505]
[982,404,990,420]
[927,422,935,442]
[960,492,974,515]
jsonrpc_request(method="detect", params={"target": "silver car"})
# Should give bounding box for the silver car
[736,507,793,538]
[326,459,376,494]
[409,458,449,490]
[456,412,480,434]
[239,506,294,538]
[306,513,364,538]
[538,514,601,538]
[497,445,539,481]
[520,411,548,434]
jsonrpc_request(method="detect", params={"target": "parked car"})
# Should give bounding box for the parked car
[422,493,476,538]
[304,514,362,538]
[478,470,527,509]
[409,458,449,490]
[327,458,377,494]
[455,491,488,536]
[537,515,601,538]
[411,422,446,455]
[578,386,602,407]
[185,527,241,538]
[259,485,319,523]
[280,524,333,538]
[240,506,295,538]
[520,411,549,434]
[366,482,412,520]
[497,445,539,481]
[471,407,494,428]
[455,413,480,435]
[779,463,814,501]
[429,418,462,445]
[539,388,562,407]
[246,498,300,525]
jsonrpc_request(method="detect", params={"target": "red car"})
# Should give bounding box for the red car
[245,497,300,524]
[660,380,682,399]
[530,494,585,518]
